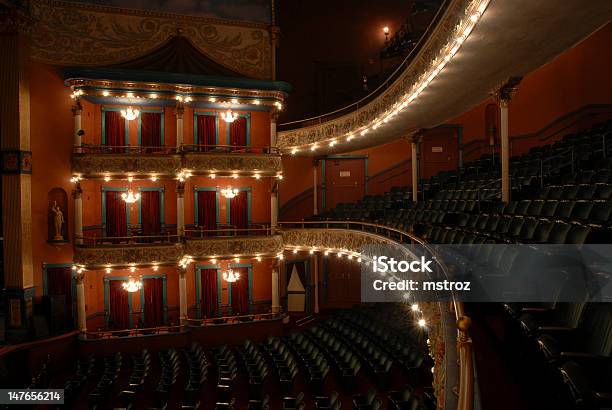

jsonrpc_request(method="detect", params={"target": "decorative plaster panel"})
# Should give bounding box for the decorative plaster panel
[72,154,182,176]
[281,229,394,253]
[183,153,282,174]
[184,235,283,258]
[29,0,272,79]
[74,243,183,266]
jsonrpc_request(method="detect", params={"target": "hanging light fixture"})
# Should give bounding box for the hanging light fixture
[122,278,142,292]
[222,269,240,283]
[120,107,140,121]
[221,109,239,123]
[221,187,239,199]
[121,189,141,203]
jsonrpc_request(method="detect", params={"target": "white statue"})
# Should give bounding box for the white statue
[51,201,65,240]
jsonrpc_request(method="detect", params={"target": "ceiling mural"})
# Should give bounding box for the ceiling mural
[64,0,272,24]
[28,0,273,79]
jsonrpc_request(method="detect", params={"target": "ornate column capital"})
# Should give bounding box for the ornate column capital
[176,180,185,196]
[75,271,85,285]
[493,76,522,107]
[178,266,187,278]
[71,101,82,116]
[405,129,424,144]
[270,110,280,123]
[176,103,184,119]
[271,179,279,195]
[72,182,82,198]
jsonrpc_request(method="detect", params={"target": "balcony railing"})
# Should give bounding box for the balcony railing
[184,224,273,238]
[73,144,279,155]
[185,312,282,327]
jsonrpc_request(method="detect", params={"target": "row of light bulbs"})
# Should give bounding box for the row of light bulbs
[71,171,281,183]
[276,247,365,263]
[70,89,283,111]
[288,0,490,154]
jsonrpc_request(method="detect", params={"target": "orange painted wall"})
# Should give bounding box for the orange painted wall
[29,63,75,296]
[450,22,612,155]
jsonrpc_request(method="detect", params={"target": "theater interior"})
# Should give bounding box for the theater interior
[1,0,612,409]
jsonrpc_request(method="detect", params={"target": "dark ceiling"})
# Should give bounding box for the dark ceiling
[276,0,417,123]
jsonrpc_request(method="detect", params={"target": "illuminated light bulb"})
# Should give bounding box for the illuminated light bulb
[210,258,217,264]
[210,173,216,179]
[150,175,158,182]
[234,257,240,263]
[126,92,134,98]
[277,174,284,180]
[357,257,362,263]
[309,248,315,255]
[254,173,261,180]
[253,99,261,105]
[152,265,159,272]
[256,255,262,262]
[291,148,298,155]
[311,145,318,151]
[72,265,77,271]
[122,278,142,292]
[337,252,343,258]
[121,190,141,203]
[431,367,435,374]
[150,93,158,99]
[209,97,217,103]
[278,253,284,260]
[221,109,239,123]
[232,173,239,179]
[102,91,110,97]
[383,26,389,34]
[324,250,330,256]
[348,254,353,260]
[231,98,238,104]
[329,140,336,147]
[105,267,111,274]
[222,269,240,283]
[293,249,298,254]
[411,304,419,312]
[185,97,192,102]
[127,175,133,182]
[70,176,81,183]
[418,318,427,327]
[130,266,136,273]
[347,135,354,141]
[104,175,111,182]
[360,129,368,136]
[221,187,239,199]
[176,95,183,102]
[470,12,480,23]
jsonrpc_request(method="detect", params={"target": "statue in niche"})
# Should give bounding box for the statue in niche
[51,201,65,241]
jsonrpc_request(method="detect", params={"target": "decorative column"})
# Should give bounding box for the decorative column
[179,267,188,324]
[176,102,184,148]
[176,180,185,236]
[410,134,421,203]
[313,160,319,215]
[271,180,279,230]
[73,182,83,245]
[313,254,319,314]
[494,77,522,203]
[271,261,280,314]
[1,8,35,341]
[72,101,82,147]
[76,271,87,334]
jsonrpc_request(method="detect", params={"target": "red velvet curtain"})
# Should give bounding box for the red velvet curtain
[197,191,217,232]
[109,280,129,330]
[230,268,249,315]
[105,191,127,240]
[197,115,216,151]
[46,267,73,324]
[230,191,248,230]
[143,277,164,327]
[229,117,247,149]
[141,190,161,237]
[105,111,125,149]
[141,112,162,149]
[200,269,218,318]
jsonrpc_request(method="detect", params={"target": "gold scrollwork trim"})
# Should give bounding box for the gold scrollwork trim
[184,235,284,258]
[72,154,182,176]
[74,244,184,266]
[183,153,282,174]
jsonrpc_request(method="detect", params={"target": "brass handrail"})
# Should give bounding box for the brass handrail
[185,312,282,326]
[73,144,280,155]
[75,233,181,246]
[84,324,185,339]
[279,219,474,410]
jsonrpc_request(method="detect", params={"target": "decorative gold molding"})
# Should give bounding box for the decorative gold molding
[493,76,523,107]
[29,0,272,80]
[74,243,184,266]
[281,228,393,253]
[183,153,282,175]
[184,235,284,258]
[72,153,182,176]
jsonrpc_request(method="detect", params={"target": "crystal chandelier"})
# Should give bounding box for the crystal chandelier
[221,109,239,123]
[120,107,140,121]
[122,278,142,292]
[221,187,239,199]
[121,190,141,203]
[222,269,240,283]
